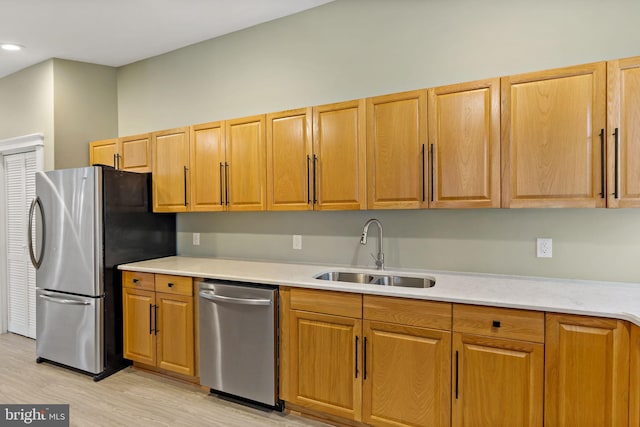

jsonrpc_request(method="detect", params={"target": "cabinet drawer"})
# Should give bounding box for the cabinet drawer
[363,295,452,330]
[290,288,362,318]
[122,271,155,291]
[155,274,192,296]
[453,304,544,343]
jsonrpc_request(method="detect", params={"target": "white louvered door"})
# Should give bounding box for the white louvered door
[4,151,37,338]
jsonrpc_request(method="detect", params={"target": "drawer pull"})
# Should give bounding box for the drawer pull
[492,320,501,328]
[132,278,140,284]
[167,283,174,288]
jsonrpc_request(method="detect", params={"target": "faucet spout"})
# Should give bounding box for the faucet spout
[360,218,384,270]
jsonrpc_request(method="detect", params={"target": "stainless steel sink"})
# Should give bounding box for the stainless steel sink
[314,271,435,288]
[314,272,379,284]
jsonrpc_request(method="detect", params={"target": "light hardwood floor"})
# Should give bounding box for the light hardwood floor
[0,333,327,427]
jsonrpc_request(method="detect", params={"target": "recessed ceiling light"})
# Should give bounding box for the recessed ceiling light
[1,44,23,51]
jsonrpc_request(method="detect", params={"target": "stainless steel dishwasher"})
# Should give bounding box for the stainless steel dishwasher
[198,279,281,409]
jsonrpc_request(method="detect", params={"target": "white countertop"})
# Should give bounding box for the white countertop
[119,256,640,326]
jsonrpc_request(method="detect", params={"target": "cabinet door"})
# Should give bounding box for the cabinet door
[156,292,194,376]
[428,78,500,208]
[122,288,156,366]
[367,90,427,210]
[501,62,606,207]
[120,133,151,172]
[152,127,190,212]
[452,333,543,427]
[607,56,640,207]
[313,100,366,210]
[266,108,312,211]
[89,138,118,168]
[545,313,629,427]
[225,115,266,211]
[631,325,640,427]
[289,310,362,421]
[363,321,450,427]
[190,122,226,212]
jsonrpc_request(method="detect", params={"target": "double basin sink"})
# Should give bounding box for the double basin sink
[314,271,435,288]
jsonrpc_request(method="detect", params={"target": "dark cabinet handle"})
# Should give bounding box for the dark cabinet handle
[113,154,118,169]
[421,144,426,202]
[613,128,619,199]
[307,155,311,204]
[132,278,139,284]
[455,350,459,399]
[312,155,318,204]
[492,320,501,328]
[219,162,225,205]
[363,336,368,380]
[430,144,434,202]
[167,283,174,288]
[225,162,230,206]
[599,129,605,198]
[153,304,158,335]
[149,304,153,334]
[355,336,359,378]
[183,166,188,206]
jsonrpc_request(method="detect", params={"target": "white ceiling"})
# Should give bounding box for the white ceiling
[0,0,333,79]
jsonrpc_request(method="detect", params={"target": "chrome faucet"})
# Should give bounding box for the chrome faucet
[360,218,384,270]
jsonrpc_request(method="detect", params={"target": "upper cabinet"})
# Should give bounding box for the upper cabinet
[89,134,151,172]
[190,121,226,212]
[265,101,366,211]
[367,90,427,210]
[225,115,266,211]
[313,100,366,210]
[427,78,500,208]
[152,127,190,213]
[607,56,640,208]
[501,62,607,208]
[266,108,313,211]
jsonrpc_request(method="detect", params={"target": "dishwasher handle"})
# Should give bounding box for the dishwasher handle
[199,290,272,306]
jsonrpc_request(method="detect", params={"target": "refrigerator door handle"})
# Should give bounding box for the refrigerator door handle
[28,197,45,269]
[38,294,91,306]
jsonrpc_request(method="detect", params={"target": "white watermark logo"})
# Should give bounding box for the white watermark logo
[1,405,68,426]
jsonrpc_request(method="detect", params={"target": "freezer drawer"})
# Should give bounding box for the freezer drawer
[36,289,103,374]
[198,281,277,407]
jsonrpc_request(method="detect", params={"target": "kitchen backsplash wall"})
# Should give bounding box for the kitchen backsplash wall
[116,0,640,282]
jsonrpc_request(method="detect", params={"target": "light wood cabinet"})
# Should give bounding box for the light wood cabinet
[282,288,452,427]
[427,78,500,208]
[151,127,190,212]
[89,134,152,172]
[313,100,366,210]
[607,56,640,208]
[190,121,226,212]
[545,313,629,427]
[631,324,640,427]
[362,295,451,427]
[225,115,266,211]
[266,108,313,211]
[501,62,606,207]
[367,90,427,210]
[452,304,544,427]
[122,271,195,378]
[89,138,118,168]
[266,101,367,211]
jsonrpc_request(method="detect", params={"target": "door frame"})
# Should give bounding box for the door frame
[0,133,44,334]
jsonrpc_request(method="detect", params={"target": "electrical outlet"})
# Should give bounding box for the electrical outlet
[192,233,200,246]
[292,235,302,250]
[536,238,552,258]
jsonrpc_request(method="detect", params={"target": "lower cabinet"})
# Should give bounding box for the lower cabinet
[631,324,640,427]
[452,304,544,427]
[283,288,451,427]
[122,271,195,378]
[545,313,630,427]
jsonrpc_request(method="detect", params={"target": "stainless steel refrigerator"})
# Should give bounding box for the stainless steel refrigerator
[28,166,176,381]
